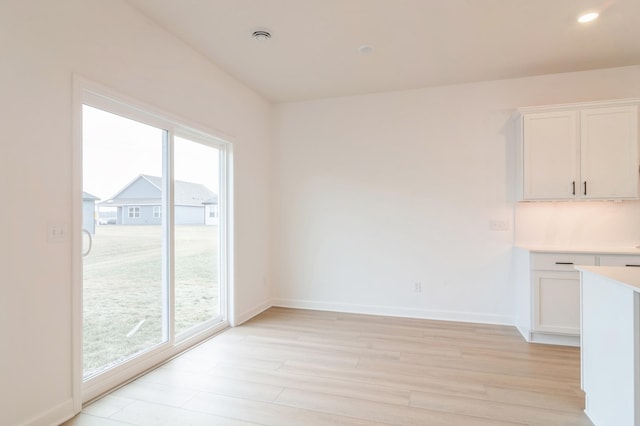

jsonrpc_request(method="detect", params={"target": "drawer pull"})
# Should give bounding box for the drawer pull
[555,262,574,265]
[626,264,640,267]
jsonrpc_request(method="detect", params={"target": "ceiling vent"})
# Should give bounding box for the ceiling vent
[252,30,271,41]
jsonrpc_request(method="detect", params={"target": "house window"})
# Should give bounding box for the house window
[153,206,161,218]
[128,206,140,218]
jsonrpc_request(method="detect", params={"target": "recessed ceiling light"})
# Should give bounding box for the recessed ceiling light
[252,30,271,41]
[358,44,374,54]
[578,12,599,23]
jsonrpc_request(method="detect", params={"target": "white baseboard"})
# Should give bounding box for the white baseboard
[235,298,274,325]
[584,409,598,426]
[271,298,513,326]
[515,325,580,347]
[529,331,580,347]
[516,325,532,341]
[19,397,75,426]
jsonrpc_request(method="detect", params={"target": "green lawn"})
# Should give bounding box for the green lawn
[83,225,218,378]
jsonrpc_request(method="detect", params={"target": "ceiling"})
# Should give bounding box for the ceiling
[127,0,640,103]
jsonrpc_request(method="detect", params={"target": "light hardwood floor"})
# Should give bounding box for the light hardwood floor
[63,307,593,425]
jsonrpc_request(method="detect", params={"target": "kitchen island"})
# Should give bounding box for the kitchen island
[576,265,640,426]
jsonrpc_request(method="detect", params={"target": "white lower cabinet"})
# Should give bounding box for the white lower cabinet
[515,249,640,346]
[532,271,581,335]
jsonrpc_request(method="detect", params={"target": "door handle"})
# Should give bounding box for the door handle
[82,229,93,257]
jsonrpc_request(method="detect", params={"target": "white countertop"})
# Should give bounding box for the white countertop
[516,245,640,255]
[576,265,640,291]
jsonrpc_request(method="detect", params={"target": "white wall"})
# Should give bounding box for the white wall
[271,65,640,323]
[0,1,271,425]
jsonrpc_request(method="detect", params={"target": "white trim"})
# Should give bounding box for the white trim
[83,321,228,403]
[232,298,515,328]
[236,298,274,325]
[516,325,531,341]
[529,332,580,347]
[75,75,236,145]
[584,408,598,426]
[163,129,173,347]
[71,75,84,416]
[518,97,640,114]
[516,325,579,347]
[18,398,75,426]
[225,145,235,326]
[271,298,513,326]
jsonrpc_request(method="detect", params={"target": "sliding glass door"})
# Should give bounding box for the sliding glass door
[79,89,229,398]
[173,137,222,336]
[82,105,168,379]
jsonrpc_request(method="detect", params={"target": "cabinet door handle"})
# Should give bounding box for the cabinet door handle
[555,262,574,265]
[626,264,640,267]
[572,181,575,195]
[583,181,587,195]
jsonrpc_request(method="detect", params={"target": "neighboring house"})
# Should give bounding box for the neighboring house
[100,175,217,225]
[82,192,100,234]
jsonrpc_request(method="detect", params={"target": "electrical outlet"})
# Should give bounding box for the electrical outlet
[414,282,422,292]
[489,220,509,231]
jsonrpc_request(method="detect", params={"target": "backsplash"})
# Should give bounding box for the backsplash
[515,200,640,248]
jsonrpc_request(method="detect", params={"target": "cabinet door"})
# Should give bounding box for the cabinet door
[532,271,580,335]
[522,111,578,200]
[580,106,639,199]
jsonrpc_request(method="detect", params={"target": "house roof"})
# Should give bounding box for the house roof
[82,191,100,201]
[203,195,219,205]
[100,174,217,207]
[100,198,159,206]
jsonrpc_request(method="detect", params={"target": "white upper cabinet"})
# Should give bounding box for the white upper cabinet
[517,99,639,201]
[522,111,578,200]
[580,106,638,199]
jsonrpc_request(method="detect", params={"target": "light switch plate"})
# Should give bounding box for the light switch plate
[47,223,66,242]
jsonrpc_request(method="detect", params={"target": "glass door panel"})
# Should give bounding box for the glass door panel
[173,136,221,336]
[82,105,167,379]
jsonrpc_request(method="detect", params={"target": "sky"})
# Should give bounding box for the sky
[82,105,220,203]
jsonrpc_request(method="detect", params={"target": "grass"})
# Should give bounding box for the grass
[83,225,218,378]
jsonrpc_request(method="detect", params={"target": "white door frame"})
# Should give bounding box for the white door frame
[71,75,235,407]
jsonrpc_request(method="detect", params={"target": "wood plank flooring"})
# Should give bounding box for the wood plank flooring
[63,307,592,425]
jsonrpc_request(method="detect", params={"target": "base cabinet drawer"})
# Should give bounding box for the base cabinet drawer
[531,253,596,271]
[532,271,581,335]
[598,255,640,267]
